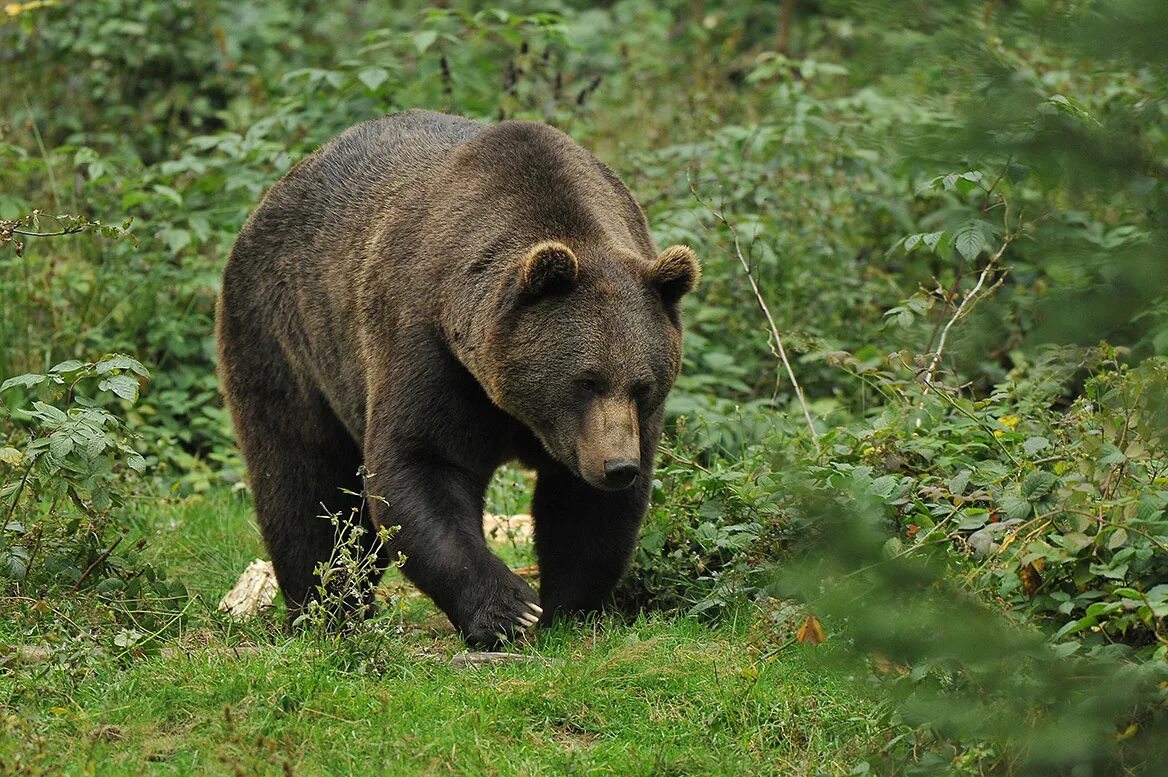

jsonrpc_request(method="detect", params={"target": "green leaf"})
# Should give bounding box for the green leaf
[1021,471,1058,502]
[357,67,390,91]
[1107,528,1128,549]
[953,171,984,196]
[95,578,125,595]
[1098,443,1126,467]
[95,355,150,377]
[152,184,184,206]
[954,222,986,261]
[85,433,107,459]
[1001,495,1032,521]
[1,373,47,392]
[0,546,30,580]
[1058,532,1093,553]
[412,30,438,53]
[1146,585,1168,617]
[947,469,971,495]
[49,433,74,459]
[160,227,191,254]
[0,447,23,466]
[1023,437,1049,455]
[922,231,946,251]
[49,360,86,374]
[1089,561,1129,580]
[98,374,140,402]
[31,401,67,424]
[125,452,146,473]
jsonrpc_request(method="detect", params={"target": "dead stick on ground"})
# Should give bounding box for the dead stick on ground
[690,180,818,445]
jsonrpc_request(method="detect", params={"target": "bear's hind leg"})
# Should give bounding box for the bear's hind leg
[219,331,372,622]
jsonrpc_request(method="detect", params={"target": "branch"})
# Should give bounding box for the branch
[922,235,1013,392]
[690,179,818,445]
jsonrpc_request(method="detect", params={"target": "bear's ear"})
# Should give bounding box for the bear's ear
[517,241,579,298]
[649,245,701,306]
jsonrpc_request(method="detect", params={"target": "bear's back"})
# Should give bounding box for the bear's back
[253,111,483,248]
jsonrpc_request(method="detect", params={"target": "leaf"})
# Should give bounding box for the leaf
[160,228,191,254]
[954,222,986,261]
[1021,470,1058,502]
[947,469,971,495]
[1001,495,1032,521]
[95,355,150,377]
[953,171,984,196]
[1089,561,1129,580]
[49,360,85,374]
[0,447,22,467]
[84,433,107,459]
[98,374,140,402]
[922,231,946,251]
[0,546,30,580]
[412,30,438,53]
[152,184,184,206]
[1023,436,1049,455]
[357,67,390,91]
[1107,528,1129,550]
[1058,532,1092,553]
[31,401,67,424]
[1098,443,1126,467]
[1,373,47,392]
[1146,585,1168,617]
[796,614,827,646]
[49,433,74,459]
[96,578,125,595]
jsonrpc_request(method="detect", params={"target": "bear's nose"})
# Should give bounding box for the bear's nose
[603,459,640,489]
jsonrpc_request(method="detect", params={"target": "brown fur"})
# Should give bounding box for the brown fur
[216,110,699,646]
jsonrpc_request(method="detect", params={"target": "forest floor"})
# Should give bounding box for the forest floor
[0,490,882,775]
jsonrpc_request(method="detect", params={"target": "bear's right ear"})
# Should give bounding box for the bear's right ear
[517,241,579,298]
[649,245,701,306]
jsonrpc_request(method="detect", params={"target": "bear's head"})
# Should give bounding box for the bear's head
[485,240,700,491]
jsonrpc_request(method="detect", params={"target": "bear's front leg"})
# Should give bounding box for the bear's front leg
[531,463,651,621]
[364,450,543,646]
[363,329,544,647]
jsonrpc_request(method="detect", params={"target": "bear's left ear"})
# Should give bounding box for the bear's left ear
[518,241,579,298]
[649,245,701,306]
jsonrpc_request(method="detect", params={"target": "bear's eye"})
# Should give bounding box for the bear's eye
[575,377,600,395]
[631,381,653,401]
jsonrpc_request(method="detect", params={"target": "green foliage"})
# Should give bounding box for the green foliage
[290,490,407,676]
[4,1,1168,772]
[0,353,185,628]
[775,494,1168,776]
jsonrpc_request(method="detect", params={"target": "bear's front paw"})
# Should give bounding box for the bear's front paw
[457,571,543,648]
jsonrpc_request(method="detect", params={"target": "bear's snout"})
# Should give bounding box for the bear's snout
[603,458,640,489]
[577,395,642,491]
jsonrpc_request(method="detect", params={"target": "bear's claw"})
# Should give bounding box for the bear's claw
[459,568,543,646]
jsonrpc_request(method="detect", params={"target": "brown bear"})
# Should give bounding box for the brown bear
[216,109,699,646]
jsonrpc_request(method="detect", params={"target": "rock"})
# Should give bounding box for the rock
[218,559,278,618]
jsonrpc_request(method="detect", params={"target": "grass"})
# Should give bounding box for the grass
[1,487,884,775]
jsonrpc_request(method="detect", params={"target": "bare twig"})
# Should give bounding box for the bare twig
[777,0,797,55]
[661,445,712,474]
[690,179,818,444]
[70,535,124,592]
[922,235,1014,391]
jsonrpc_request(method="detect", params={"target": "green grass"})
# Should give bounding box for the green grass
[1,490,883,775]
